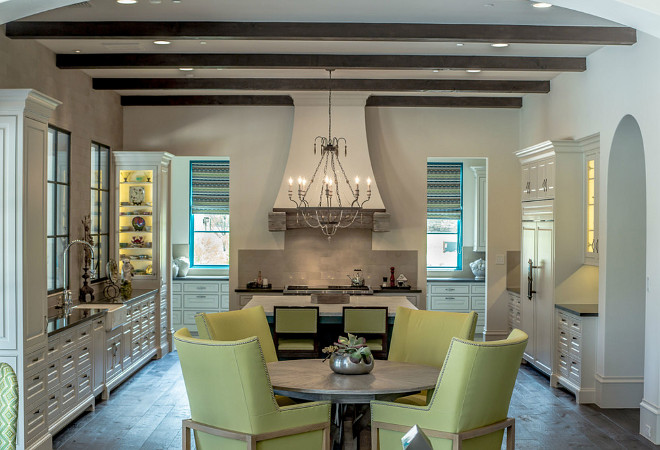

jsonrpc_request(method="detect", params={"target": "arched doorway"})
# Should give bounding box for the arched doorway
[598,115,646,408]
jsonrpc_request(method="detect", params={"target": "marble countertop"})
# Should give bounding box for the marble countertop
[555,303,599,317]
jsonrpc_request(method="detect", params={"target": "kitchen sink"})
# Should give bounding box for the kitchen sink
[73,303,128,331]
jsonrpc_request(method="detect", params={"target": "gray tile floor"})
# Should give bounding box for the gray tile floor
[53,352,660,449]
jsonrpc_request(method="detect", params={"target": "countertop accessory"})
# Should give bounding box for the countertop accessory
[246,281,272,289]
[104,259,120,301]
[172,261,179,278]
[286,69,373,239]
[58,239,95,315]
[347,268,364,287]
[79,216,95,303]
[390,266,395,287]
[174,256,190,277]
[323,333,374,374]
[469,258,486,280]
[397,273,408,287]
[120,258,134,299]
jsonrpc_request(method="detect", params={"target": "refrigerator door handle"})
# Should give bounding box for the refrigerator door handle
[527,258,541,300]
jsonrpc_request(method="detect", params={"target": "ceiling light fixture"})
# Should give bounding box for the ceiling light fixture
[466,69,482,73]
[287,68,372,239]
[433,69,440,73]
[179,67,194,71]
[153,40,171,45]
[73,49,81,53]
[532,2,552,8]
[456,43,464,47]
[491,43,509,48]
[117,0,137,4]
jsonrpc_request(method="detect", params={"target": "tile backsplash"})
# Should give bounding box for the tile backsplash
[238,229,417,288]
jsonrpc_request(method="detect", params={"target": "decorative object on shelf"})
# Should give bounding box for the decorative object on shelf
[145,264,153,275]
[322,333,374,375]
[347,268,364,287]
[390,266,395,287]
[172,261,179,278]
[397,273,408,287]
[174,256,190,277]
[382,277,388,288]
[120,258,134,299]
[104,259,121,301]
[79,215,95,303]
[132,216,146,231]
[122,171,133,182]
[146,175,151,182]
[469,258,486,280]
[287,69,373,239]
[129,185,145,205]
[130,236,146,247]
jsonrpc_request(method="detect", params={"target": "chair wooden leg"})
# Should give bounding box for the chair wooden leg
[506,420,515,450]
[323,425,331,450]
[182,421,191,450]
[371,425,378,450]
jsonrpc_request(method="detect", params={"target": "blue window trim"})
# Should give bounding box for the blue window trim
[189,160,230,269]
[426,161,463,271]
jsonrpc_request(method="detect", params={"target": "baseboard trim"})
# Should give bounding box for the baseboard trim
[640,400,660,444]
[595,372,644,408]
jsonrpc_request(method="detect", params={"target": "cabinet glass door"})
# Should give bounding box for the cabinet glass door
[585,153,599,264]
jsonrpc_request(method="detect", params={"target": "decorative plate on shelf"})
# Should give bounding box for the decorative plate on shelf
[132,216,146,231]
[129,186,145,205]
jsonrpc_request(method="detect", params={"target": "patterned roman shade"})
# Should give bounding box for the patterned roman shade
[191,161,230,215]
[427,162,462,220]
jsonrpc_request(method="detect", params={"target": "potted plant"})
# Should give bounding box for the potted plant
[322,333,374,374]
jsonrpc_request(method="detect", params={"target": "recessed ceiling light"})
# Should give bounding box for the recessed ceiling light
[153,40,170,45]
[117,0,137,4]
[491,43,509,48]
[466,69,482,73]
[200,41,207,45]
[456,43,464,47]
[73,49,81,53]
[532,2,552,8]
[432,69,439,73]
[179,67,194,71]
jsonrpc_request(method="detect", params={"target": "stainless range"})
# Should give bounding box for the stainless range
[283,285,373,295]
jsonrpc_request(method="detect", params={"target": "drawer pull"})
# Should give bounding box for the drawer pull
[66,355,73,360]
[49,395,56,400]
[66,384,73,389]
[81,331,87,336]
[97,320,104,325]
[572,337,578,340]
[81,374,88,379]
[196,295,206,299]
[560,331,566,335]
[48,347,55,352]
[82,347,88,351]
[49,364,55,369]
[34,410,42,415]
[32,356,39,362]
[33,375,40,381]
[196,287,207,290]
[446,288,455,291]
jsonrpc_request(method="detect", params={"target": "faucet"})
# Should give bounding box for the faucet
[60,240,95,314]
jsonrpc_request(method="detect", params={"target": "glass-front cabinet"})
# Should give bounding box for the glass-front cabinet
[584,147,600,265]
[113,152,173,287]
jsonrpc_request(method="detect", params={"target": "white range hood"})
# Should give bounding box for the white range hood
[273,92,385,211]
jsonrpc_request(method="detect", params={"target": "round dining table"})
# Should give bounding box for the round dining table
[267,358,440,404]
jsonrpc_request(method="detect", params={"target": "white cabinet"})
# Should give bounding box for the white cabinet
[374,291,421,308]
[172,278,229,333]
[551,308,597,404]
[584,138,600,265]
[471,166,487,252]
[521,156,555,201]
[427,281,486,335]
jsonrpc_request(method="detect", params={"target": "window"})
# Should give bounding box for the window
[427,162,463,270]
[91,142,110,280]
[47,127,71,293]
[190,161,229,267]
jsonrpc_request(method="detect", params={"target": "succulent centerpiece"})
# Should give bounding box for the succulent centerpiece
[322,333,374,375]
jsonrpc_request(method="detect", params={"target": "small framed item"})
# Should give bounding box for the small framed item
[401,425,432,450]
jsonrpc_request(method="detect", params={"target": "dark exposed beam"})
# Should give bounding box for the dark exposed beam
[57,53,586,71]
[366,96,522,108]
[120,95,293,106]
[6,22,637,45]
[94,78,550,93]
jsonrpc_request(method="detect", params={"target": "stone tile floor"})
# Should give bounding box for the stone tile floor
[53,352,660,449]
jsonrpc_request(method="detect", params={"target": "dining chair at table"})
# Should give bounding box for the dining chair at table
[273,306,320,359]
[371,328,528,450]
[174,328,332,450]
[342,306,388,359]
[388,307,477,406]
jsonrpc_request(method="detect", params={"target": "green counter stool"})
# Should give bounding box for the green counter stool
[342,306,388,359]
[371,329,528,450]
[273,306,320,359]
[0,363,18,450]
[174,328,331,450]
[388,307,477,406]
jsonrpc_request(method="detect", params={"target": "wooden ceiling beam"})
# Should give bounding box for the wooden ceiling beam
[120,95,294,106]
[94,78,550,93]
[365,96,522,108]
[57,53,585,71]
[6,22,636,45]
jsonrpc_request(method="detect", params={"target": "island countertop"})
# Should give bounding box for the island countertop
[555,303,599,317]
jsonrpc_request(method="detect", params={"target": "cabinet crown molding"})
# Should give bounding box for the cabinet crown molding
[0,89,60,122]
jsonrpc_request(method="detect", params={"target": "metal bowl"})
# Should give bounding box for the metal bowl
[329,353,374,375]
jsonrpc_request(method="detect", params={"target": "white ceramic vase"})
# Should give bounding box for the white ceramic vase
[174,256,190,277]
[469,258,486,280]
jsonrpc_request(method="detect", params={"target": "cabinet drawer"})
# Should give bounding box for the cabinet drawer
[60,350,76,381]
[46,359,60,392]
[183,294,219,309]
[471,284,486,294]
[77,342,92,370]
[25,368,47,406]
[471,296,485,310]
[61,379,76,410]
[172,294,182,308]
[77,366,93,401]
[221,294,229,311]
[183,310,200,326]
[569,318,582,335]
[183,283,220,293]
[569,334,582,360]
[431,296,469,311]
[558,313,571,332]
[220,282,229,293]
[558,330,570,355]
[60,331,77,354]
[47,390,61,423]
[569,359,581,384]
[76,323,93,342]
[47,337,60,362]
[25,348,46,374]
[25,399,48,445]
[172,282,182,292]
[172,310,182,328]
[430,285,469,295]
[557,353,570,378]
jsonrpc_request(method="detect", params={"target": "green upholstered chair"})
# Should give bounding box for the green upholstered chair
[342,306,388,359]
[371,329,528,450]
[195,306,278,363]
[388,307,477,406]
[273,306,320,359]
[174,328,331,450]
[0,363,18,450]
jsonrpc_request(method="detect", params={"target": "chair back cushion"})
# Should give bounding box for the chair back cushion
[428,329,528,449]
[195,306,278,363]
[174,329,280,448]
[0,363,17,450]
[388,307,477,367]
[343,307,387,334]
[274,307,319,333]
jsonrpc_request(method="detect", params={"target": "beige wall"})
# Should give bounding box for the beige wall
[0,26,123,309]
